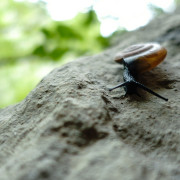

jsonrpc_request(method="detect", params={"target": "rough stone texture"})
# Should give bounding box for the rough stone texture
[0,8,180,180]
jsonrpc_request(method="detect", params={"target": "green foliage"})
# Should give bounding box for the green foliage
[0,0,50,61]
[33,10,110,60]
[0,0,111,108]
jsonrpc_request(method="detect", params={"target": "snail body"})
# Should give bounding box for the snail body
[109,43,168,101]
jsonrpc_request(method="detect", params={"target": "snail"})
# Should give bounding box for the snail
[109,42,168,101]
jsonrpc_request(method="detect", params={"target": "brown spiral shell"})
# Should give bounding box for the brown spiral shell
[114,43,167,73]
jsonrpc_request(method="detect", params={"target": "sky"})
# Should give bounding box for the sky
[23,0,175,36]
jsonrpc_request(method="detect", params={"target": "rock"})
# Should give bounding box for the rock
[0,8,180,180]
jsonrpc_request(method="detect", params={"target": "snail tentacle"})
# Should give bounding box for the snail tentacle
[109,82,128,91]
[133,81,168,101]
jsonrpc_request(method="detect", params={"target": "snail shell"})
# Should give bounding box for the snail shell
[115,43,167,73]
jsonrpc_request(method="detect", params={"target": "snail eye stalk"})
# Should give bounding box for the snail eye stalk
[109,82,128,91]
[133,81,168,101]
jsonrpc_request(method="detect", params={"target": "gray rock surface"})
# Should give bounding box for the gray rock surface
[0,8,180,180]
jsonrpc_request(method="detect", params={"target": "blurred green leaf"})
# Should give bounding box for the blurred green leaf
[33,45,46,57]
[56,24,82,39]
[83,9,98,26]
[50,47,68,60]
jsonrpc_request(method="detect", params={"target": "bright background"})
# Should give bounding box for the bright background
[0,0,178,108]
[42,0,175,35]
[19,0,176,36]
